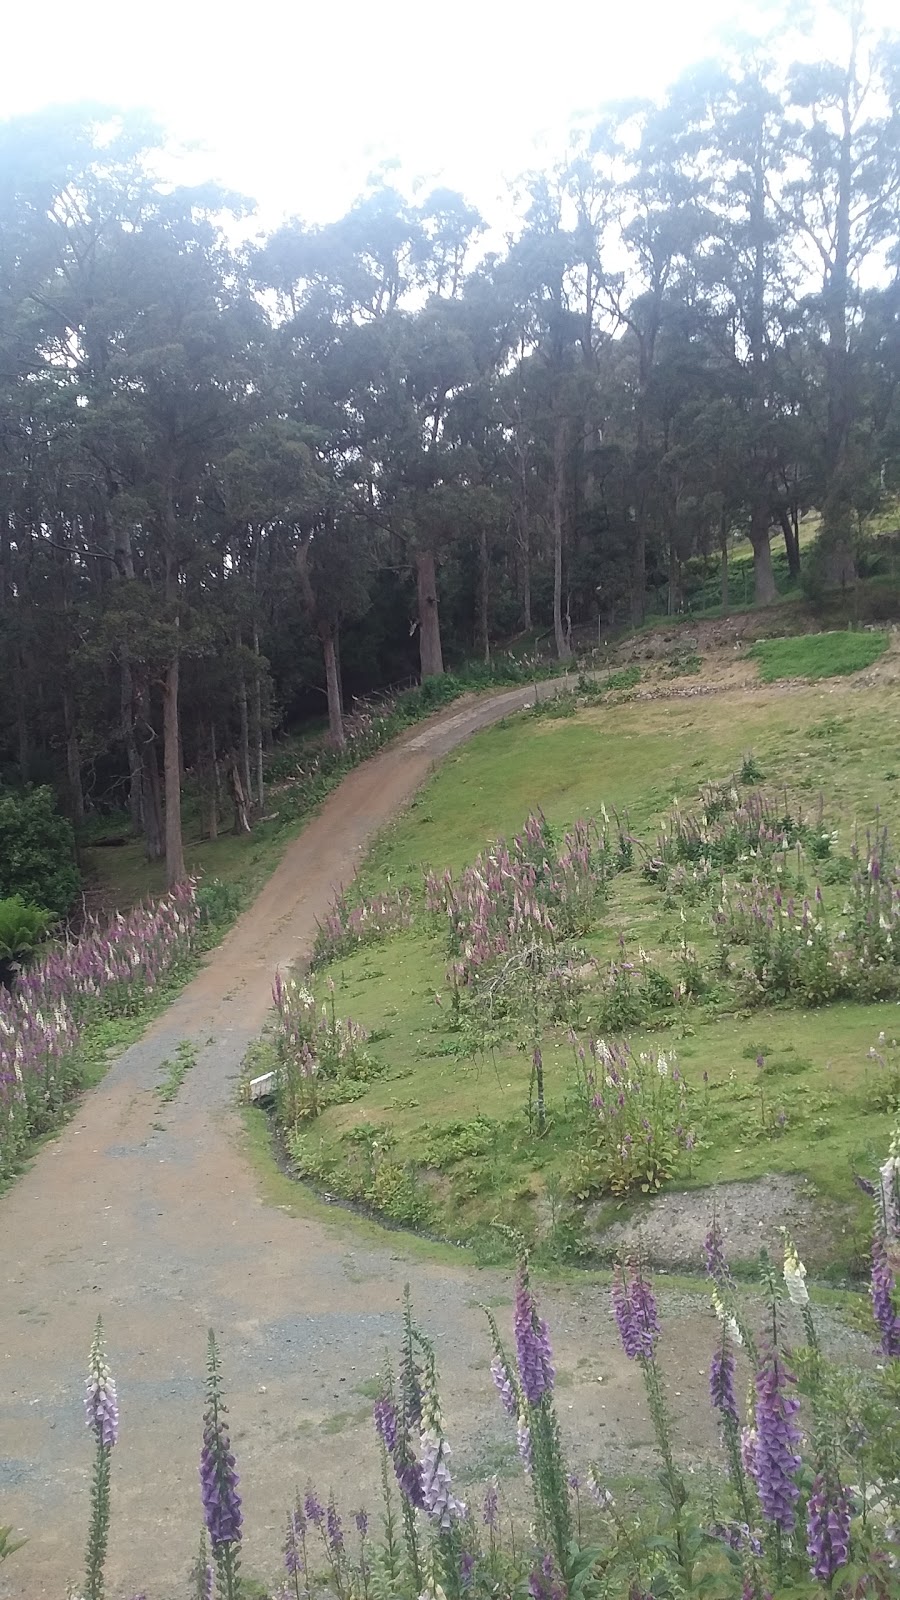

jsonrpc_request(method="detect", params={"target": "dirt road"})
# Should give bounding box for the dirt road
[0,683,836,1597]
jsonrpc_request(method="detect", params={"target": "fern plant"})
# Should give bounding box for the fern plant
[0,895,52,961]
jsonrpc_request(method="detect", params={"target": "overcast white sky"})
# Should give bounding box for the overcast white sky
[2,0,897,234]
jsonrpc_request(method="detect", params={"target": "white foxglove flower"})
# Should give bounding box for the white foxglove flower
[782,1235,809,1306]
[712,1290,743,1346]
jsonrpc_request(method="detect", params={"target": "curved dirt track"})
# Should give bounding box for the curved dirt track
[0,682,795,1596]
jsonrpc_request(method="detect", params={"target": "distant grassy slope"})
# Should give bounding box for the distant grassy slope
[291,675,900,1279]
[751,630,888,682]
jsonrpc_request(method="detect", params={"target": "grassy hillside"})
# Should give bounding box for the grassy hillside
[265,645,900,1282]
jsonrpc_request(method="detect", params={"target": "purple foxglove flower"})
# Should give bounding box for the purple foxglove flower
[354,1509,368,1538]
[514,1260,554,1405]
[199,1424,242,1549]
[284,1512,303,1576]
[373,1395,399,1455]
[84,1318,118,1449]
[754,1349,802,1533]
[710,1344,739,1426]
[516,1417,532,1473]
[870,1237,900,1358]
[304,1486,324,1527]
[326,1496,343,1552]
[482,1480,499,1528]
[612,1262,659,1361]
[806,1473,851,1583]
[528,1553,565,1600]
[704,1218,730,1286]
[460,1548,476,1587]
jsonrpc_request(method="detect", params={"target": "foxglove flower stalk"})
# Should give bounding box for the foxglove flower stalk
[870,1236,900,1358]
[740,1424,759,1483]
[85,1317,118,1449]
[806,1474,851,1583]
[712,1290,744,1347]
[880,1144,900,1240]
[374,1388,423,1507]
[303,1486,324,1528]
[490,1354,518,1418]
[84,1318,117,1600]
[781,1234,809,1307]
[710,1344,739,1426]
[516,1416,532,1473]
[514,1258,554,1405]
[199,1332,242,1572]
[326,1496,344,1553]
[753,1349,802,1533]
[612,1261,659,1362]
[419,1345,465,1529]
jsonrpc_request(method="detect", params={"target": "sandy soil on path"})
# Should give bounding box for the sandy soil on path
[0,680,859,1599]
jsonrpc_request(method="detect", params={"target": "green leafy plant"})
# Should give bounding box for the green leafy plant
[0,896,52,961]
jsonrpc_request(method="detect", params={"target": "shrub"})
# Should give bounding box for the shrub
[0,785,80,915]
[195,878,244,929]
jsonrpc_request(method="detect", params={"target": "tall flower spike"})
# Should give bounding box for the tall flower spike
[781,1232,809,1307]
[514,1257,555,1406]
[199,1332,242,1551]
[806,1473,851,1583]
[84,1317,118,1449]
[709,1342,739,1426]
[870,1235,900,1358]
[612,1260,659,1362]
[753,1348,802,1533]
[419,1337,465,1529]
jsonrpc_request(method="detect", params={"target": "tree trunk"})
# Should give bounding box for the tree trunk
[251,529,264,809]
[135,674,163,861]
[207,722,219,842]
[120,653,143,835]
[667,540,680,616]
[416,548,444,678]
[476,525,490,664]
[551,411,572,660]
[749,499,777,604]
[631,507,646,628]
[322,626,345,748]
[252,621,264,810]
[820,52,856,586]
[236,627,252,809]
[778,508,801,580]
[163,644,186,886]
[63,690,85,825]
[15,650,30,783]
[720,514,730,616]
[228,755,252,835]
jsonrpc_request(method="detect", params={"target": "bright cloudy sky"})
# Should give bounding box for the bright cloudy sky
[3,0,897,234]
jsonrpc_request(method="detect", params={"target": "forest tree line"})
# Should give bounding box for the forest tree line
[1,3,900,888]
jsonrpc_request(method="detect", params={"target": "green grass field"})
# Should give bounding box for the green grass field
[751,630,888,682]
[279,675,900,1280]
